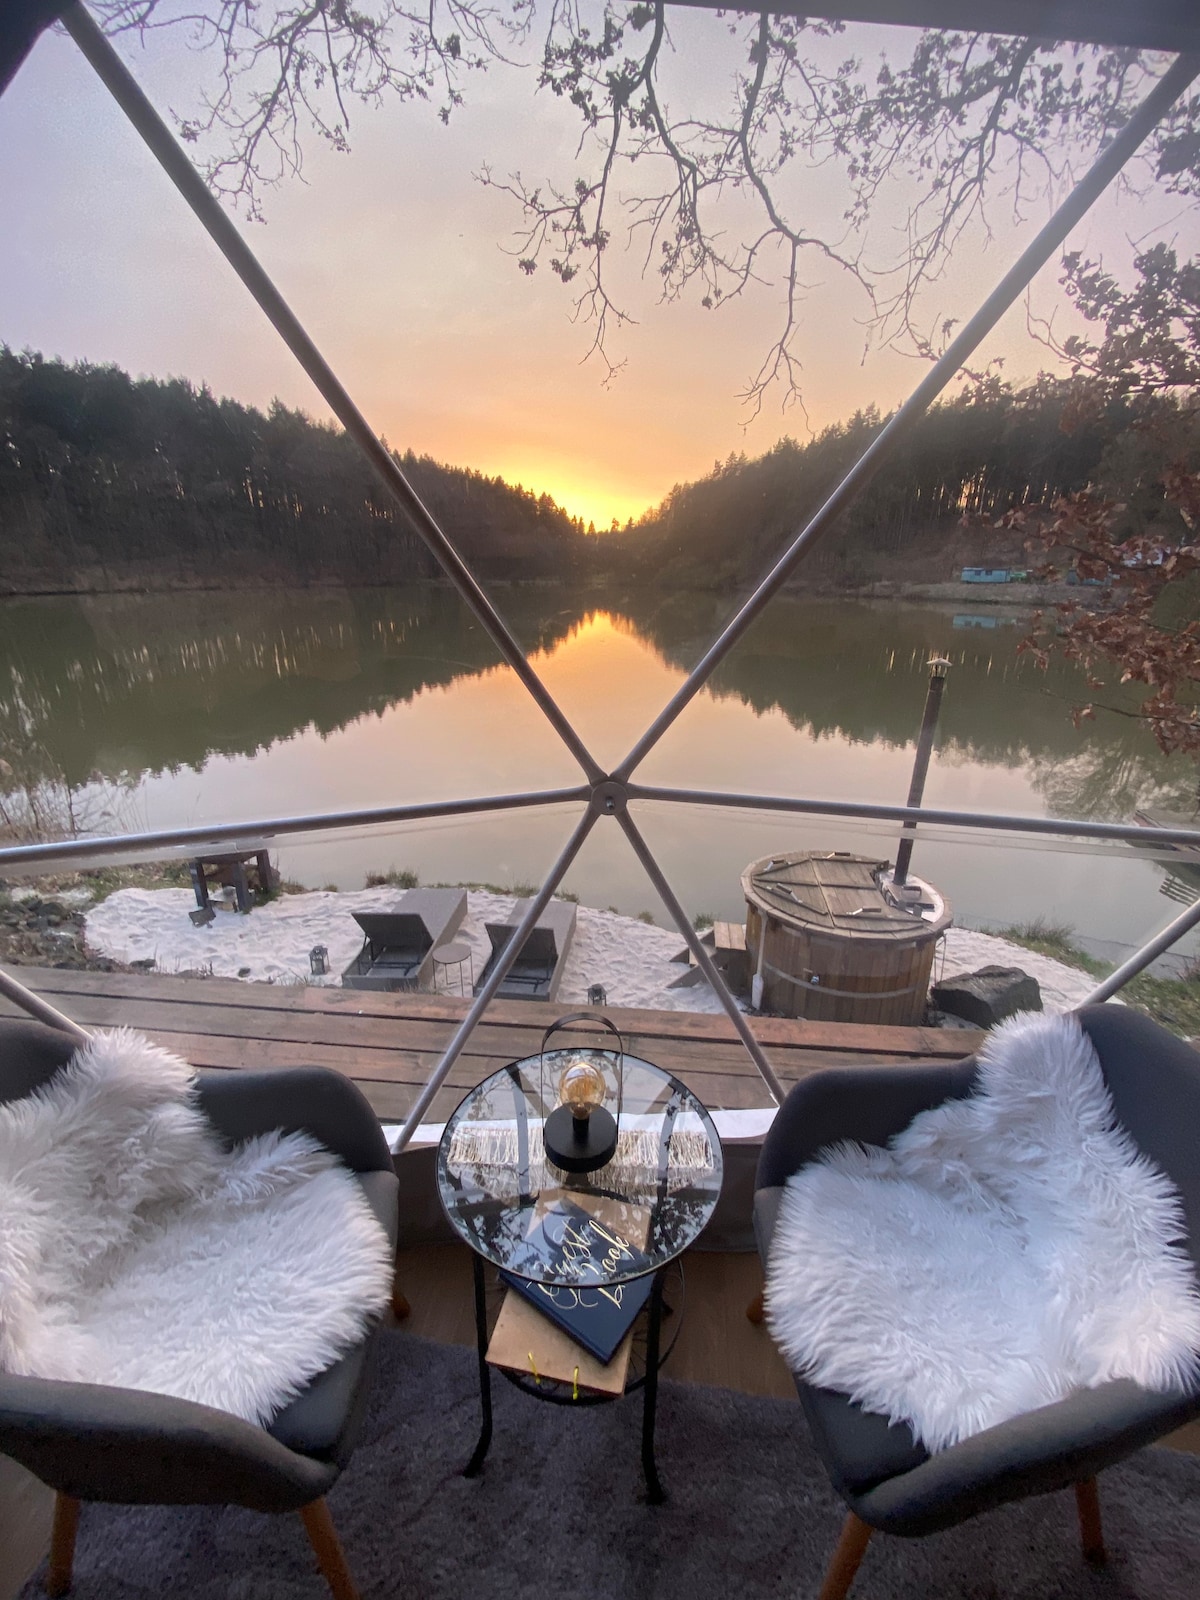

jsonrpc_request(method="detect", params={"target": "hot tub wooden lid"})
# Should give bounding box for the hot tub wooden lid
[741,851,951,941]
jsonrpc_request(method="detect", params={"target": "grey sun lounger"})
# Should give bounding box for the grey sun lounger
[342,888,467,992]
[473,897,577,1002]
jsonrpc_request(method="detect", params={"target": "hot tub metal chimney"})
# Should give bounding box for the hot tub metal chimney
[893,655,951,887]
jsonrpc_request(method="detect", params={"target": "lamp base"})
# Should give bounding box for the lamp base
[543,1103,618,1174]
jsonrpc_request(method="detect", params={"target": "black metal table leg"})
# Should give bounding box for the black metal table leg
[641,1266,667,1504]
[464,1252,493,1477]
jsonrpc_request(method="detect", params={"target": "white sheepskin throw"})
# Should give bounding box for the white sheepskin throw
[765,1011,1200,1452]
[0,1028,393,1426]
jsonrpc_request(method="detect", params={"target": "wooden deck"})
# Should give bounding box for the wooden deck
[0,966,984,1121]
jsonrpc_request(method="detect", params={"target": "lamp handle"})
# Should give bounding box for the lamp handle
[539,1012,626,1124]
[539,1010,625,1062]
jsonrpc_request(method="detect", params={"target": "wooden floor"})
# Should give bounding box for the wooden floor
[0,965,984,1121]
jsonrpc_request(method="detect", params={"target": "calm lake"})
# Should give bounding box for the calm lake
[2,585,1197,969]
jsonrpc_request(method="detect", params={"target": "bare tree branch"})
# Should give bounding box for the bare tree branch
[85,5,1199,411]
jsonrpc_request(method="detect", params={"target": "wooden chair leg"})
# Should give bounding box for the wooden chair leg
[817,1512,873,1600]
[392,1284,411,1320]
[1075,1477,1106,1564]
[746,1289,765,1323]
[299,1498,360,1600]
[46,1494,80,1598]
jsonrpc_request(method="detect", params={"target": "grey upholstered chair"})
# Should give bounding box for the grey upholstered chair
[0,1016,401,1600]
[755,1004,1200,1600]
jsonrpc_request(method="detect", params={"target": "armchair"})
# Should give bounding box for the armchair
[755,1004,1200,1600]
[0,1016,400,1600]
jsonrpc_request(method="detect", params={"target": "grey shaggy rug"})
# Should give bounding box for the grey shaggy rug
[22,1332,1200,1600]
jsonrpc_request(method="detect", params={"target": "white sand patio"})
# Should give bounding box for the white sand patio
[84,887,1099,1014]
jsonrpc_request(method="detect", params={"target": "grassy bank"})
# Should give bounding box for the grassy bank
[988,918,1200,1038]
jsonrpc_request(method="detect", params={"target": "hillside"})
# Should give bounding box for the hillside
[3,355,1195,599]
[0,350,598,593]
[600,381,1197,592]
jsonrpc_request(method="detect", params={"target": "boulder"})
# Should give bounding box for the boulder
[930,965,1043,1029]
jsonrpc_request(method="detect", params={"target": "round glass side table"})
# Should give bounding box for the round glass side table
[437,1049,723,1501]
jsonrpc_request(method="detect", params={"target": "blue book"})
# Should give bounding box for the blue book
[500,1199,654,1363]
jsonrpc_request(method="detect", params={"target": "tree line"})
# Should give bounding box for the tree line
[605,375,1198,591]
[2,346,1196,605]
[0,349,597,591]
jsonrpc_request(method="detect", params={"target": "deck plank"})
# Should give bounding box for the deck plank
[7,966,976,1053]
[0,966,983,1120]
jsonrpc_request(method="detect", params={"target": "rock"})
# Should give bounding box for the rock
[927,1009,981,1031]
[930,965,1042,1028]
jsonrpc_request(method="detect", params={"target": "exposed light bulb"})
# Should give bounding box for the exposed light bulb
[544,1049,619,1173]
[558,1058,607,1122]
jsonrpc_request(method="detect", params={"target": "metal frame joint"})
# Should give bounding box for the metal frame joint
[589,778,629,817]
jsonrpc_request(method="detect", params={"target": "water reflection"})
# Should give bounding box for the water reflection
[0,587,592,790]
[1,585,1195,956]
[612,592,1194,814]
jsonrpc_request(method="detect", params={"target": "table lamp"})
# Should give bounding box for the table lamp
[540,1013,624,1174]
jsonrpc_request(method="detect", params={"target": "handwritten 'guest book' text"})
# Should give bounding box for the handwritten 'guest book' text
[500,1197,654,1364]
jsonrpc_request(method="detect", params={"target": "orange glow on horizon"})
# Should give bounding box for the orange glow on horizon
[468,457,657,534]
[521,477,653,533]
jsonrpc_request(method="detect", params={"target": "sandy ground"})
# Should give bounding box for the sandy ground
[83,887,1099,1014]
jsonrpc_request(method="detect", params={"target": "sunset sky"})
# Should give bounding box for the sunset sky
[2,10,1195,530]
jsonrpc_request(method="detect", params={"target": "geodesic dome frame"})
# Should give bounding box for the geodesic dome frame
[2,2,1200,1139]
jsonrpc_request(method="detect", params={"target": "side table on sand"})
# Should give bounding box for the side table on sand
[187,845,274,915]
[431,938,473,996]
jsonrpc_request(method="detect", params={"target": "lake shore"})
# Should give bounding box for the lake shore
[0,572,1089,612]
[795,578,1084,610]
[80,884,1100,1016]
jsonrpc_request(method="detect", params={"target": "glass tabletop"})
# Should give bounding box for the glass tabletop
[436,1050,724,1286]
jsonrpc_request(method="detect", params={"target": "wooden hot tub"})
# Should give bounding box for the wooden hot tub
[741,851,952,1025]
